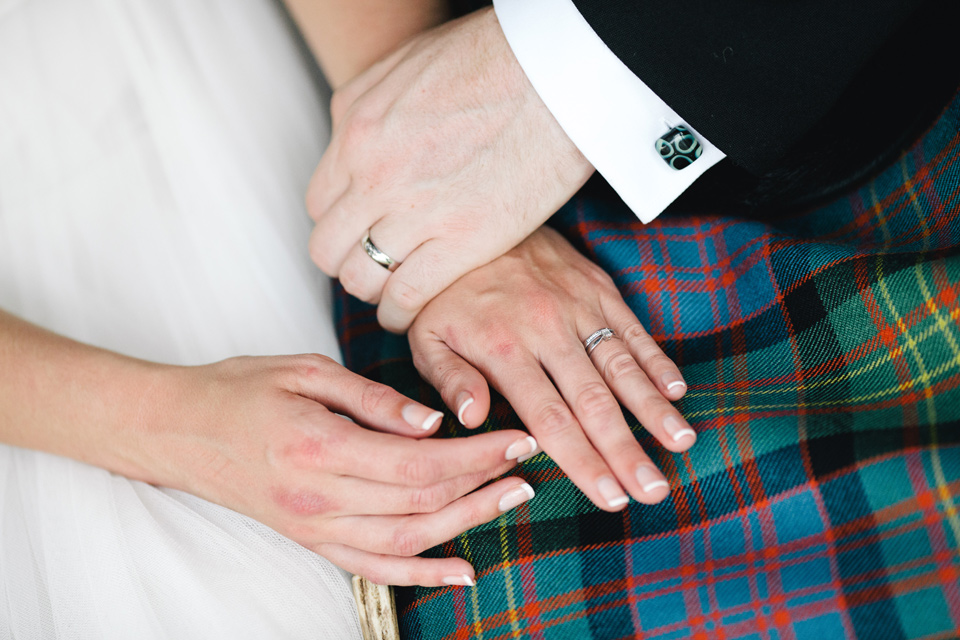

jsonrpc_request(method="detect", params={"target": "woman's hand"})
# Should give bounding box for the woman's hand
[408,227,695,512]
[124,355,538,587]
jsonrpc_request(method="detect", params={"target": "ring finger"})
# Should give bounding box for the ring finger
[336,225,403,303]
[540,327,669,505]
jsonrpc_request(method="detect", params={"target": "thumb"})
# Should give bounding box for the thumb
[410,334,491,429]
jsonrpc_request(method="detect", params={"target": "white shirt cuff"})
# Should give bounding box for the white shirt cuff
[492,0,725,223]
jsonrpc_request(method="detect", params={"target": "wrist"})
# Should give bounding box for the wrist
[93,359,189,487]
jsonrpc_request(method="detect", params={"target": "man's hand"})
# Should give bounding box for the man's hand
[307,6,594,333]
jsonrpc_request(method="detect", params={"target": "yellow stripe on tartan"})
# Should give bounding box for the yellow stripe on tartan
[897,159,960,548]
[681,347,960,420]
[498,515,523,637]
[901,156,934,252]
[461,537,486,640]
[912,260,960,547]
[869,182,895,249]
[683,307,960,403]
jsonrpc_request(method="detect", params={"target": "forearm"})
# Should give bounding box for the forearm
[282,0,449,88]
[0,309,168,480]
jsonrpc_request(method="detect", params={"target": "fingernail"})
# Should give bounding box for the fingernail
[442,574,475,587]
[635,464,670,494]
[662,373,687,395]
[597,476,629,508]
[402,405,444,431]
[498,483,535,512]
[663,415,696,443]
[516,439,541,463]
[505,436,538,460]
[456,395,474,426]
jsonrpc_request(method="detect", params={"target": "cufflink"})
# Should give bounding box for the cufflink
[656,126,702,170]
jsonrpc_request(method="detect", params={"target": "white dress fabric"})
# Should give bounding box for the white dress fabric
[0,0,362,637]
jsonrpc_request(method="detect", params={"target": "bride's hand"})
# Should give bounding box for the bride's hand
[408,227,695,512]
[135,355,537,587]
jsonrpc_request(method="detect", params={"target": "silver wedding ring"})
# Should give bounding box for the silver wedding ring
[361,230,399,272]
[584,328,616,354]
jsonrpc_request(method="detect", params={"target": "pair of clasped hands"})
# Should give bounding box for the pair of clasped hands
[196,8,695,588]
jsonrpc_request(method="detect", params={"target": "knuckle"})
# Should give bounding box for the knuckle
[604,352,642,382]
[386,276,427,315]
[359,382,393,416]
[293,353,335,382]
[391,526,425,557]
[341,113,375,150]
[638,339,673,369]
[620,323,649,346]
[270,487,335,518]
[338,265,377,302]
[434,361,468,395]
[309,231,336,275]
[411,484,449,513]
[534,401,576,437]
[397,456,442,487]
[460,503,485,529]
[587,265,617,288]
[526,293,564,328]
[645,353,676,371]
[286,435,329,469]
[575,383,617,418]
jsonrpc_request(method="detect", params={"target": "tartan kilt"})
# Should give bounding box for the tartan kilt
[334,88,960,640]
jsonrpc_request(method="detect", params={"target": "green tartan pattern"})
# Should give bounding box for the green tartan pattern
[335,89,960,639]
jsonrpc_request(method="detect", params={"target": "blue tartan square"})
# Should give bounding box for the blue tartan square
[780,556,832,593]
[715,575,753,610]
[793,612,847,639]
[770,491,825,545]
[635,590,687,629]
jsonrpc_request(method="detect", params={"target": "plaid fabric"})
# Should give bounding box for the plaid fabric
[334,88,960,639]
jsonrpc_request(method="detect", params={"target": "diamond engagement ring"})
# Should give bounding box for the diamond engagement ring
[361,230,400,271]
[583,328,616,354]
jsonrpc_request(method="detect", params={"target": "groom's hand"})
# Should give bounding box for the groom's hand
[307,6,593,333]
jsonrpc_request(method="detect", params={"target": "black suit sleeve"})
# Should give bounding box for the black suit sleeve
[571,0,924,175]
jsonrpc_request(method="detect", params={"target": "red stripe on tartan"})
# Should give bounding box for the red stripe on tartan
[683,279,960,412]
[904,452,960,625]
[450,580,469,640]
[857,256,928,428]
[406,471,960,636]
[678,526,707,637]
[515,501,549,640]
[806,132,960,248]
[621,506,646,636]
[706,217,770,530]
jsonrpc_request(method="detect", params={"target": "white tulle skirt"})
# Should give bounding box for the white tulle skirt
[0,0,361,637]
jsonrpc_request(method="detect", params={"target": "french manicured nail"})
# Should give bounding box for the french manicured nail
[442,574,475,587]
[505,436,538,461]
[663,415,696,443]
[516,442,541,463]
[597,476,629,508]
[402,405,443,431]
[456,395,474,426]
[662,373,687,395]
[635,464,670,494]
[498,483,535,512]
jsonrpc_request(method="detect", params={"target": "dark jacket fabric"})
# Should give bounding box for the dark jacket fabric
[571,0,925,175]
